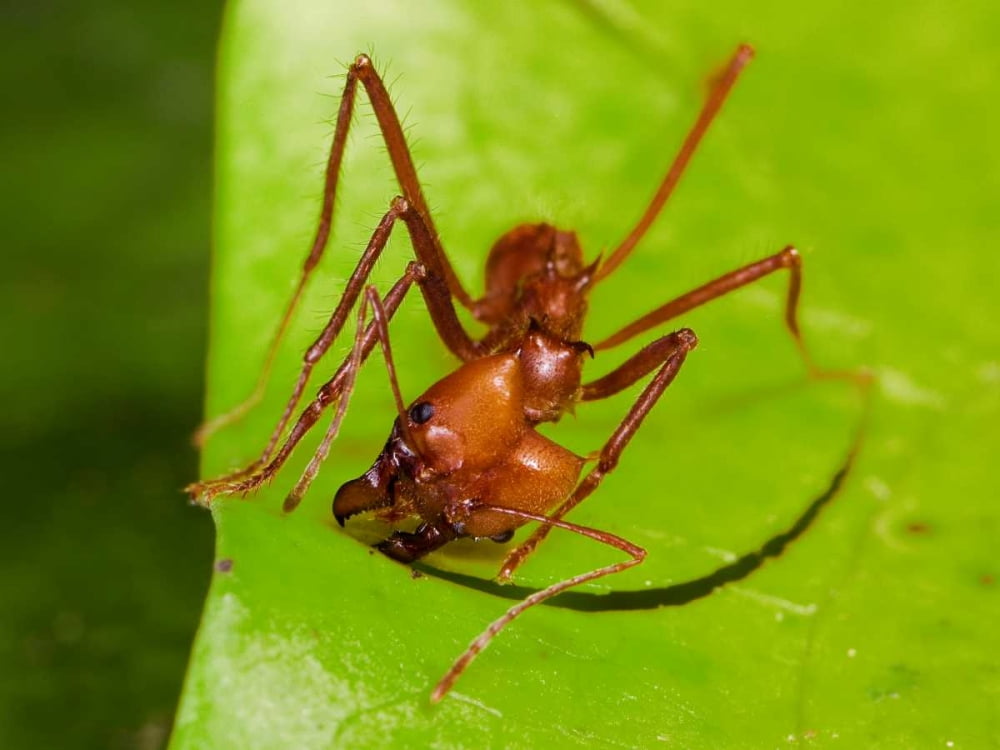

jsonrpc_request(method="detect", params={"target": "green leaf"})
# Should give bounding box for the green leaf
[171,1,999,747]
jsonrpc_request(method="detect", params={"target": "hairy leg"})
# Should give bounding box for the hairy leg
[195,53,475,445]
[188,195,482,505]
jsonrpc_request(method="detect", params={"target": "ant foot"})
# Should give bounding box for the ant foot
[184,480,220,508]
[184,474,266,507]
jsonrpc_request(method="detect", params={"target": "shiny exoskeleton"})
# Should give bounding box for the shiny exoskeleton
[334,225,600,562]
[188,45,862,702]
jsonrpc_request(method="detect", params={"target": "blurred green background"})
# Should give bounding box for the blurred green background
[4,0,998,747]
[1,2,222,747]
[177,0,998,747]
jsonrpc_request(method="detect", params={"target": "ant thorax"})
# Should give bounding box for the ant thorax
[472,222,595,423]
[514,326,588,424]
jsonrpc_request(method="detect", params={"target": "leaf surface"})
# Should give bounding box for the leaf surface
[171,1,999,747]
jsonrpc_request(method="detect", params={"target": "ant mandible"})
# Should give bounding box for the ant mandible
[188,44,858,702]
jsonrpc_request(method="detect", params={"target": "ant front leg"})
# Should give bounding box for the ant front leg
[374,522,459,564]
[596,245,870,387]
[195,53,476,446]
[186,261,420,506]
[498,328,698,582]
[187,195,481,506]
[280,283,418,512]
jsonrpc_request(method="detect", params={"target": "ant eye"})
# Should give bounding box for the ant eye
[409,401,435,425]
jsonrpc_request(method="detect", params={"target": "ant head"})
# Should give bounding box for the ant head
[332,423,412,526]
[402,354,527,478]
[334,354,527,525]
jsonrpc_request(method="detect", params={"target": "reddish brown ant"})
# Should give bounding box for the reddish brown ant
[188,44,864,702]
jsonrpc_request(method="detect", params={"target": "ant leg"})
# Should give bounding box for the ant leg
[595,245,870,386]
[186,261,423,506]
[188,196,480,501]
[282,286,413,512]
[195,54,476,446]
[498,329,698,583]
[595,44,754,282]
[374,521,460,564]
[432,502,646,702]
[578,333,699,401]
[194,203,404,479]
[345,55,475,308]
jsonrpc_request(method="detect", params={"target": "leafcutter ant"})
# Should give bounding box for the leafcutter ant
[189,44,864,702]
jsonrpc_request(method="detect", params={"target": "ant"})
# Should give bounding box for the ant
[188,44,865,702]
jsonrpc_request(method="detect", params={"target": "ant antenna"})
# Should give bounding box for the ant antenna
[361,286,416,448]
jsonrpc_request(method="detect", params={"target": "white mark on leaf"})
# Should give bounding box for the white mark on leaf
[877,367,947,409]
[703,545,738,563]
[449,691,503,718]
[977,361,1000,384]
[741,287,872,338]
[729,586,817,616]
[863,476,892,502]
